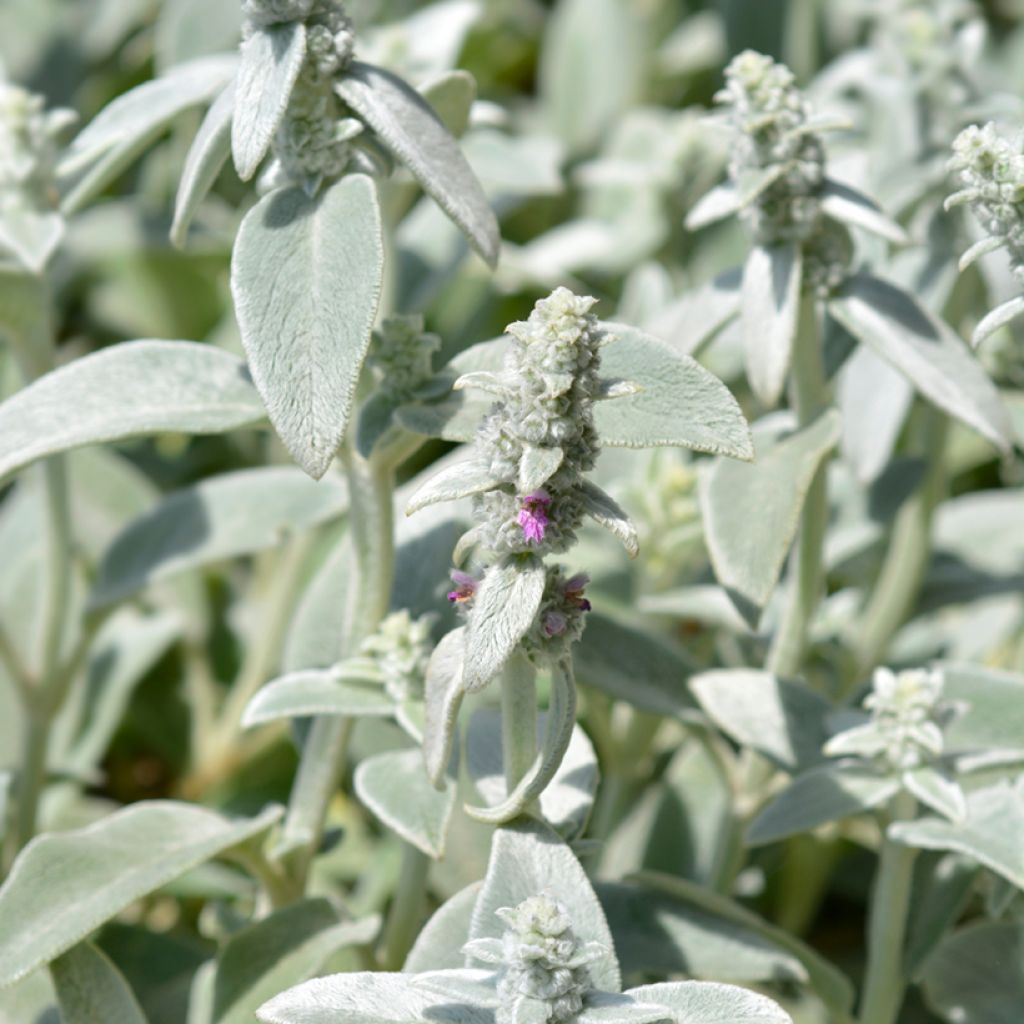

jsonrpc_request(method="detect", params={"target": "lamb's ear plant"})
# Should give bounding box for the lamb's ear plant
[256,819,794,1024]
[399,286,752,825]
[684,50,1013,681]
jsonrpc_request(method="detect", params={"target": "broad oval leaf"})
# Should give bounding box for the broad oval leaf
[468,819,621,993]
[828,274,1013,453]
[921,922,1024,1024]
[600,323,753,458]
[354,748,455,858]
[0,802,281,987]
[890,780,1024,889]
[690,670,832,774]
[335,62,499,267]
[172,81,235,248]
[51,942,147,1024]
[231,174,384,479]
[404,883,479,974]
[232,22,306,181]
[0,341,265,486]
[91,467,347,607]
[748,764,899,846]
[700,411,841,614]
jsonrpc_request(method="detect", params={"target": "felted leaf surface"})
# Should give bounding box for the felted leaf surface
[212,901,379,1024]
[0,802,281,987]
[643,267,741,356]
[232,22,306,181]
[921,922,1024,1024]
[700,411,841,613]
[828,274,1013,453]
[468,819,621,993]
[747,764,899,846]
[255,969,495,1024]
[242,668,392,727]
[741,243,802,408]
[354,748,455,857]
[579,481,639,557]
[890,781,1024,888]
[0,341,265,485]
[690,670,832,774]
[51,942,147,1024]
[92,467,347,607]
[231,175,383,479]
[406,458,498,515]
[463,558,546,692]
[172,81,235,247]
[336,62,499,266]
[60,54,237,174]
[626,982,792,1024]
[819,179,908,244]
[972,295,1024,348]
[403,883,479,974]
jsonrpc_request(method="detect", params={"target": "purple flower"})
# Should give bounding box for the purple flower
[563,573,592,612]
[518,491,552,544]
[543,610,568,637]
[447,569,478,604]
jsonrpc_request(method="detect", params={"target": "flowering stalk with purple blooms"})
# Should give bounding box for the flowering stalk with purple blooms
[408,287,641,825]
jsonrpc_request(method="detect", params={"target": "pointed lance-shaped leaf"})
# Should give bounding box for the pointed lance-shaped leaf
[172,80,235,247]
[335,62,500,267]
[232,22,307,181]
[742,243,802,408]
[580,480,639,558]
[518,445,564,494]
[828,273,1014,452]
[464,556,547,692]
[424,627,469,787]
[972,295,1024,349]
[820,179,909,245]
[958,236,1005,273]
[406,457,500,515]
[231,174,384,479]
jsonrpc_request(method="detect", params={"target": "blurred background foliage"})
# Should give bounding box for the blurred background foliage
[4,2,1024,1022]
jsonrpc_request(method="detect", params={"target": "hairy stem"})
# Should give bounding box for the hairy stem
[501,651,538,794]
[859,791,919,1024]
[279,445,395,894]
[767,291,828,679]
[379,842,430,970]
[850,404,949,684]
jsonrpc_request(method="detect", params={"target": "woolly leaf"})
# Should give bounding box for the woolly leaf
[336,62,499,266]
[231,175,383,479]
[0,341,265,486]
[232,22,306,181]
[51,942,147,1024]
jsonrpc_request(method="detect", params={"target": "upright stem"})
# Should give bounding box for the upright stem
[279,444,395,893]
[11,297,73,850]
[379,843,430,970]
[850,405,948,684]
[501,651,537,793]
[767,292,827,678]
[859,791,919,1024]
